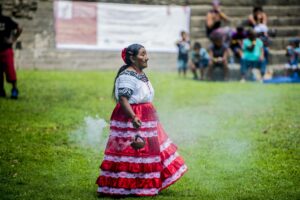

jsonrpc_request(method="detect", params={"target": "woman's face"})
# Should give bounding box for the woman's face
[133,48,149,69]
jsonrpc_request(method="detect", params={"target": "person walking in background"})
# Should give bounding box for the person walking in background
[96,44,187,196]
[240,29,265,82]
[0,4,22,99]
[176,31,190,77]
[207,34,230,81]
[190,42,210,80]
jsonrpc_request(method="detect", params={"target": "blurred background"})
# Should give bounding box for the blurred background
[0,0,299,72]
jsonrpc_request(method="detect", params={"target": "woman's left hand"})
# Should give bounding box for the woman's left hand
[132,116,142,129]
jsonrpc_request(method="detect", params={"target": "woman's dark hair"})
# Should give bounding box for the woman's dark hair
[193,42,201,49]
[112,43,144,101]
[253,6,263,13]
[237,26,244,33]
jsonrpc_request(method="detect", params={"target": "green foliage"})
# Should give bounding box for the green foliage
[0,70,299,200]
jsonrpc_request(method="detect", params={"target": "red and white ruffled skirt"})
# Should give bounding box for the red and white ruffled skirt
[96,102,187,196]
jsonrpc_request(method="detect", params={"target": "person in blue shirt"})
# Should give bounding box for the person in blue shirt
[189,42,210,80]
[240,29,265,82]
[176,31,190,77]
[285,38,300,77]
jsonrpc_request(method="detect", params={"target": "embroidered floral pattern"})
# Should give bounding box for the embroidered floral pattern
[120,70,149,82]
[118,87,133,99]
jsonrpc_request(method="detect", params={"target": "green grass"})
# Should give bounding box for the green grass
[0,70,299,200]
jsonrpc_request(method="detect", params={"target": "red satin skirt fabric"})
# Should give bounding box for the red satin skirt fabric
[96,103,187,196]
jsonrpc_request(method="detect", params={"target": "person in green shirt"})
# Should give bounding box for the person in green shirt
[240,29,265,82]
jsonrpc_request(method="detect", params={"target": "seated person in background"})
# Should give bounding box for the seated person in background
[207,34,230,81]
[189,42,210,80]
[285,38,300,77]
[230,26,247,59]
[206,0,230,37]
[248,6,267,27]
[176,31,190,77]
[240,29,265,82]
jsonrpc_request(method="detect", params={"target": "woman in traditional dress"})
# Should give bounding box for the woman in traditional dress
[96,44,187,196]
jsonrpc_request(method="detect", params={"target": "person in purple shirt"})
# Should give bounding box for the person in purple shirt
[230,26,247,59]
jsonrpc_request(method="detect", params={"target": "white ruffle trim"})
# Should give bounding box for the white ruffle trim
[163,152,179,168]
[98,187,159,195]
[104,155,161,164]
[162,164,187,188]
[160,138,172,152]
[110,130,158,138]
[98,164,187,195]
[110,120,157,129]
[100,170,160,179]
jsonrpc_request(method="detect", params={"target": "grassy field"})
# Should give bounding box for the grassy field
[0,70,299,200]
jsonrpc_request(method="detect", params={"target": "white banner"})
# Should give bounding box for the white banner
[54,1,190,52]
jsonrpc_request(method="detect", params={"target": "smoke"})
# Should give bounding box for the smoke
[156,84,279,159]
[158,106,219,145]
[69,116,108,150]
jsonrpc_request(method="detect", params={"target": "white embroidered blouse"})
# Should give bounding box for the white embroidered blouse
[115,70,154,104]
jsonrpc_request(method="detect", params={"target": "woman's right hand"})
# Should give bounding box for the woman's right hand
[132,116,142,129]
